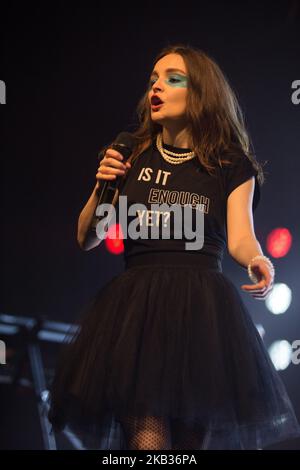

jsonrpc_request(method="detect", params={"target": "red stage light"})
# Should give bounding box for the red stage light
[104,223,124,255]
[266,228,292,258]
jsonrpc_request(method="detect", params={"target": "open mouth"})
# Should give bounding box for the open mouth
[151,96,164,106]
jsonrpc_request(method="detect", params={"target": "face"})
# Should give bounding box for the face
[148,53,188,126]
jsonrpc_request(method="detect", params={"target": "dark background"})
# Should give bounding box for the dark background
[1,1,300,449]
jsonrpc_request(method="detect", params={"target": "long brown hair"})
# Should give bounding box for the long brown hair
[103,43,266,185]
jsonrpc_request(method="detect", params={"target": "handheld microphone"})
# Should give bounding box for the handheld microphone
[91,131,138,232]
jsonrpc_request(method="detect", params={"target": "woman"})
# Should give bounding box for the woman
[48,44,300,450]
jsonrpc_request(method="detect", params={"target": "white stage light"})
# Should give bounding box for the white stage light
[265,283,292,315]
[268,340,292,370]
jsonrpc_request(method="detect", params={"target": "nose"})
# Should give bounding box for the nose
[152,77,164,92]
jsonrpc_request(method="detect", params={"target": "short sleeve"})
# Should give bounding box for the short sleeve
[224,155,261,212]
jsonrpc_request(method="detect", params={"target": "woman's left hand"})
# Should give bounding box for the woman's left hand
[241,258,274,300]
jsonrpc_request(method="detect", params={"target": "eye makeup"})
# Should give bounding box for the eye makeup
[149,74,188,88]
[166,74,188,88]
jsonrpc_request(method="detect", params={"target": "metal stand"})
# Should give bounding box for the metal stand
[0,313,77,450]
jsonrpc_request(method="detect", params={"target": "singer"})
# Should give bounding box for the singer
[48,44,300,450]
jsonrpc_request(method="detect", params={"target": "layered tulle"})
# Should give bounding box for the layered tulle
[48,257,300,449]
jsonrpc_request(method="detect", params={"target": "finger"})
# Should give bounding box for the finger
[98,166,127,175]
[242,274,274,291]
[96,173,117,180]
[100,157,127,170]
[242,286,267,293]
[247,289,268,298]
[97,167,125,177]
[241,280,267,290]
[105,149,124,160]
[249,284,274,299]
[252,294,268,301]
[252,287,272,299]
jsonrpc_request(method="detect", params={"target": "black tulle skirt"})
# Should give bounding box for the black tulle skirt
[48,252,300,450]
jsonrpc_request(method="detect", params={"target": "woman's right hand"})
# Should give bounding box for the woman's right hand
[96,148,131,189]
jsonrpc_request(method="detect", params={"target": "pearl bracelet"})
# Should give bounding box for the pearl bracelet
[247,255,275,283]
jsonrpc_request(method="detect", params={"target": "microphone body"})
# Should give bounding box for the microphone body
[91,132,137,232]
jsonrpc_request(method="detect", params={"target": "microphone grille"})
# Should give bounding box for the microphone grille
[114,131,138,148]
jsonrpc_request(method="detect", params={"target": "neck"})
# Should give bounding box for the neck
[161,127,191,149]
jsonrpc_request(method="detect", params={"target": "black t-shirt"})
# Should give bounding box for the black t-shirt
[117,139,260,263]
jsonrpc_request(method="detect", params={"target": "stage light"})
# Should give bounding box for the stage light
[265,283,292,315]
[105,223,124,255]
[268,340,292,371]
[266,227,292,258]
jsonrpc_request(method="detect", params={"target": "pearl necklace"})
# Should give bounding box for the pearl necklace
[156,133,196,165]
